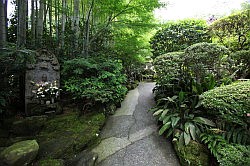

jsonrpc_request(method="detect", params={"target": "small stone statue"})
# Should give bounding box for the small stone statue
[41,74,47,82]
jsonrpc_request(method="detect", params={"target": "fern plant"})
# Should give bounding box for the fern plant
[200,130,227,158]
[217,122,249,145]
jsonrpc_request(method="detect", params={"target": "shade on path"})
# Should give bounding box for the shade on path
[91,82,180,166]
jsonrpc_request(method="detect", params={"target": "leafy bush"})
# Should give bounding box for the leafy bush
[216,144,250,166]
[0,47,36,115]
[209,9,250,51]
[62,57,127,111]
[231,49,250,79]
[152,43,234,146]
[153,52,184,98]
[153,43,231,99]
[150,19,210,58]
[201,81,250,127]
[184,42,230,82]
[151,91,215,146]
[201,131,250,166]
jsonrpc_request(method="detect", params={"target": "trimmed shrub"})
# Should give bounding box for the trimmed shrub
[216,144,250,166]
[150,19,210,58]
[184,42,230,82]
[201,81,250,126]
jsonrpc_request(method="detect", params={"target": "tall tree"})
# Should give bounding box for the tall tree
[17,0,28,47]
[73,0,80,49]
[31,0,36,47]
[37,0,44,46]
[61,0,66,47]
[0,0,7,48]
[82,0,94,56]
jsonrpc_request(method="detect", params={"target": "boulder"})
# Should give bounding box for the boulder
[173,140,209,166]
[11,115,47,136]
[0,140,39,166]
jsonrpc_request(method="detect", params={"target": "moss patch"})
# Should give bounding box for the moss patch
[37,158,64,166]
[36,112,105,160]
[173,140,209,166]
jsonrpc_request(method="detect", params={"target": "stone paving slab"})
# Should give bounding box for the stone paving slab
[90,82,180,166]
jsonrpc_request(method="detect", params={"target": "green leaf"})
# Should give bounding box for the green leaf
[193,117,215,126]
[166,128,174,138]
[163,115,172,124]
[184,132,191,145]
[189,123,197,140]
[148,107,158,113]
[167,97,174,102]
[153,109,164,116]
[179,132,185,147]
[160,109,169,119]
[159,122,171,135]
[171,117,180,128]
[179,91,185,102]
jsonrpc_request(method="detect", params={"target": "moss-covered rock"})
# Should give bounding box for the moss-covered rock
[11,115,48,136]
[173,140,209,166]
[37,158,64,166]
[36,112,105,160]
[0,140,39,166]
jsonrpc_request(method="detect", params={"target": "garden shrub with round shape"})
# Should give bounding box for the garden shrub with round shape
[184,42,230,83]
[153,52,184,98]
[150,19,210,58]
[201,81,250,127]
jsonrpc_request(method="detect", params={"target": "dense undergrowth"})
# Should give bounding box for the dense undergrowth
[150,10,250,166]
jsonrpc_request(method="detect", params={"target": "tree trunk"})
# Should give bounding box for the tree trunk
[73,0,80,49]
[17,0,27,48]
[55,0,59,48]
[37,0,44,46]
[49,0,52,37]
[31,0,36,47]
[61,0,66,47]
[82,0,95,56]
[0,0,7,48]
[43,0,47,32]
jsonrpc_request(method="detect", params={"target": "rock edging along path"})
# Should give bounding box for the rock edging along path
[91,82,180,166]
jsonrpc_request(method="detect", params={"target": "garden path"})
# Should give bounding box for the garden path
[91,82,180,166]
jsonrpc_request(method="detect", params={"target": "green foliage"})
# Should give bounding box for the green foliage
[201,81,250,126]
[153,43,230,99]
[0,47,36,115]
[184,42,230,82]
[151,91,215,146]
[153,52,184,98]
[216,144,250,166]
[152,42,235,146]
[62,56,127,109]
[209,10,250,51]
[231,49,250,79]
[150,19,211,58]
[200,131,227,158]
[201,131,250,166]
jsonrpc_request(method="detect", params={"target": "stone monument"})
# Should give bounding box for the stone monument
[25,49,60,115]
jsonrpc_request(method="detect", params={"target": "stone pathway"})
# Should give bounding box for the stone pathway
[91,82,180,166]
